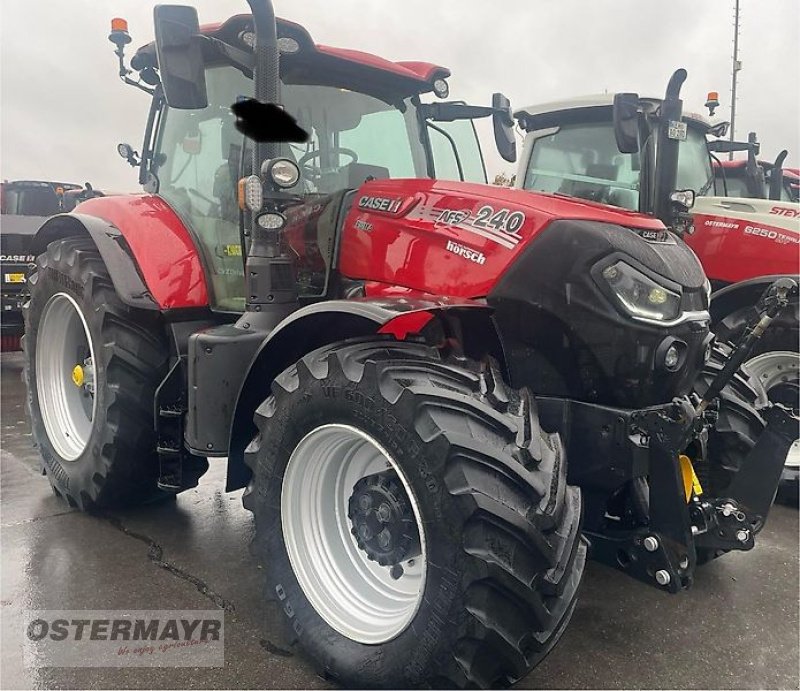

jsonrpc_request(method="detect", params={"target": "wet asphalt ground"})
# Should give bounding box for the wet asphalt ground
[1,350,798,690]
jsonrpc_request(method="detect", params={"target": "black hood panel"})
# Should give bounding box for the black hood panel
[489,219,711,408]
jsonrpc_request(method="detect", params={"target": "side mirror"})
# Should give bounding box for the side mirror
[613,93,641,154]
[153,5,208,110]
[708,121,730,138]
[492,93,516,163]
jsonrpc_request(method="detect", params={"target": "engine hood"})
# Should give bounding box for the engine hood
[338,177,672,298]
[437,179,666,229]
[358,178,666,230]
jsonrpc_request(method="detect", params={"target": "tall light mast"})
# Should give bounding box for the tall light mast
[729,0,742,160]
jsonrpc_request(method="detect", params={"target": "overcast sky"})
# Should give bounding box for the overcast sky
[1,0,798,192]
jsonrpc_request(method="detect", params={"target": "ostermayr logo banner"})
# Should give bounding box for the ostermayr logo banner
[23,610,224,668]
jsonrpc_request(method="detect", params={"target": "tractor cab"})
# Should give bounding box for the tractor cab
[514,94,716,216]
[113,13,514,313]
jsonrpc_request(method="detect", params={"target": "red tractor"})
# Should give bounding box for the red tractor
[22,5,795,688]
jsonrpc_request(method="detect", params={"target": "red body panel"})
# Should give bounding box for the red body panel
[200,17,448,90]
[76,195,209,309]
[339,179,664,297]
[316,47,448,82]
[684,211,800,283]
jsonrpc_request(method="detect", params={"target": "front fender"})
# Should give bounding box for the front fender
[46,195,209,311]
[32,213,160,311]
[222,298,496,490]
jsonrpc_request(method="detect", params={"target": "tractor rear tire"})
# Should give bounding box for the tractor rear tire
[243,339,586,689]
[23,237,185,510]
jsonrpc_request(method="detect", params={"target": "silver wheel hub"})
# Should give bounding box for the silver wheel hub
[36,293,97,461]
[744,351,800,469]
[281,424,426,644]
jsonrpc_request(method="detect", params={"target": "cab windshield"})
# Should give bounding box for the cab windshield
[521,120,714,210]
[153,64,484,311]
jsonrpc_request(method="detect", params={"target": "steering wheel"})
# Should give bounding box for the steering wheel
[297,147,359,180]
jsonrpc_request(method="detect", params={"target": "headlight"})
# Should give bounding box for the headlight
[432,78,449,99]
[263,158,300,189]
[601,261,682,322]
[256,211,287,230]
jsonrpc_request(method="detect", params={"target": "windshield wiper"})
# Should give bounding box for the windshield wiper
[697,172,715,197]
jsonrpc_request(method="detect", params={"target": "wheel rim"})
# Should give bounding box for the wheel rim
[745,351,800,469]
[36,292,97,461]
[281,423,427,644]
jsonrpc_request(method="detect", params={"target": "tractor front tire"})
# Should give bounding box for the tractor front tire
[713,300,799,503]
[244,339,586,689]
[23,237,176,510]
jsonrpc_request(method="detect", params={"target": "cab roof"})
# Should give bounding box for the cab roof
[515,94,713,132]
[136,14,450,100]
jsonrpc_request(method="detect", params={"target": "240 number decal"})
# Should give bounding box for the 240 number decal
[472,206,525,236]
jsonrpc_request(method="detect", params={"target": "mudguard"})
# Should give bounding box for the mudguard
[710,274,799,325]
[32,195,209,312]
[32,213,159,310]
[219,298,496,490]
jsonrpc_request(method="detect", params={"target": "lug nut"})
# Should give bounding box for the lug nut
[377,529,392,549]
[655,570,671,586]
[377,502,392,522]
[643,536,659,552]
[736,529,749,543]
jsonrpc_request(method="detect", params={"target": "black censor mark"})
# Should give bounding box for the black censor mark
[231,99,309,143]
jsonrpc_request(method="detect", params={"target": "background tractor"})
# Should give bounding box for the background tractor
[514,86,800,491]
[0,180,102,350]
[710,132,798,203]
[715,159,799,202]
[22,3,795,688]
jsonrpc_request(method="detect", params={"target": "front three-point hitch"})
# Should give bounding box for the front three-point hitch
[569,277,798,592]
